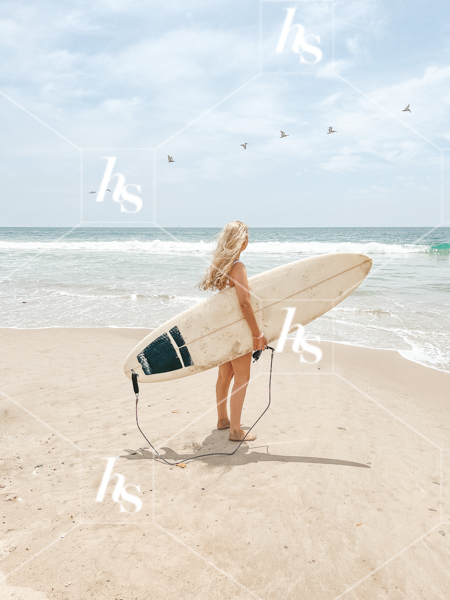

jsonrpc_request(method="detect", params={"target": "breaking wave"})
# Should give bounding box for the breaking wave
[0,240,447,255]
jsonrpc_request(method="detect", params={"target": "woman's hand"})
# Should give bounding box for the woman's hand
[253,332,268,352]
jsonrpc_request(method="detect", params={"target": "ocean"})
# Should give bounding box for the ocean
[1,227,449,372]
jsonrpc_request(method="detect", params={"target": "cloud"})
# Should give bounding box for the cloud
[320,146,363,172]
[101,96,141,117]
[316,59,352,79]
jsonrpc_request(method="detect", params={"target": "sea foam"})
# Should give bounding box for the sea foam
[0,240,438,255]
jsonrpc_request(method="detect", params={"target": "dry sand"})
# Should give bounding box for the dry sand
[1,328,450,599]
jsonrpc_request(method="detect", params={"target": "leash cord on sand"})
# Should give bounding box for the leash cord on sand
[132,346,275,466]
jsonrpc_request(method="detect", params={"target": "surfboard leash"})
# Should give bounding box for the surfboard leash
[131,346,275,466]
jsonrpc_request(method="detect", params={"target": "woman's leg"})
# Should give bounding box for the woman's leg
[216,361,234,429]
[229,352,255,441]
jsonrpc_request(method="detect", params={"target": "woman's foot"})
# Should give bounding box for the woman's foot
[217,418,230,430]
[229,428,257,442]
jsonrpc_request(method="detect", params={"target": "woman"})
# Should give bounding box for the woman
[198,221,267,442]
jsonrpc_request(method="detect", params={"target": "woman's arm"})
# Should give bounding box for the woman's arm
[230,263,268,351]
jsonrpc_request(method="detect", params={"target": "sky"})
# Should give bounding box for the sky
[1,0,450,227]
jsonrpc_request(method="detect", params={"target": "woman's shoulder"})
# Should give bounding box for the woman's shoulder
[229,260,246,278]
[231,260,245,269]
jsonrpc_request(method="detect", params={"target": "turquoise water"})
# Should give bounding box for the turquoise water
[1,227,449,372]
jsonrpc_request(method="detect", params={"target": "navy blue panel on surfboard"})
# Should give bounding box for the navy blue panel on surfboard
[179,346,193,367]
[169,326,185,347]
[137,332,183,375]
[136,327,194,375]
[169,326,194,367]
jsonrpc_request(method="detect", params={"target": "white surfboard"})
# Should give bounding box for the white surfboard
[124,253,372,383]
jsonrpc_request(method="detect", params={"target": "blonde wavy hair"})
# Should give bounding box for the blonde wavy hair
[198,221,249,291]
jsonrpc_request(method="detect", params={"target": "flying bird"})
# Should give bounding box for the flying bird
[168,155,175,163]
[106,189,111,192]
[327,127,337,134]
[280,131,289,138]
[402,104,411,112]
[240,143,248,149]
[89,191,96,194]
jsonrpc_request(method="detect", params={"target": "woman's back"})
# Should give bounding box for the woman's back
[225,260,243,288]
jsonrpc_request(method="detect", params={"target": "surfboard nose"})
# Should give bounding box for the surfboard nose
[359,254,373,276]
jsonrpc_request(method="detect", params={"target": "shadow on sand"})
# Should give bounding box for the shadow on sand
[121,428,370,469]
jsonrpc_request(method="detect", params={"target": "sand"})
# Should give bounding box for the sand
[1,327,450,599]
